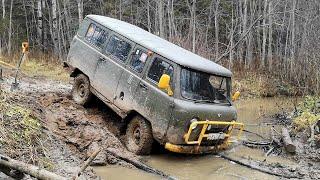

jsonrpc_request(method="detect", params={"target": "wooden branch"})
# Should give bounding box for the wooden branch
[105,148,174,179]
[215,14,263,63]
[219,154,303,179]
[265,146,275,157]
[270,127,282,147]
[0,154,66,180]
[281,127,296,153]
[74,148,101,180]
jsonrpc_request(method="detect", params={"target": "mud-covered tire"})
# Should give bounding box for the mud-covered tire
[72,74,92,106]
[125,116,153,155]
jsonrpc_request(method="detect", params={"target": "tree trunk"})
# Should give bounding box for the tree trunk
[192,0,196,53]
[158,0,165,38]
[119,0,122,20]
[7,0,13,55]
[37,0,43,51]
[281,127,296,153]
[229,3,234,69]
[0,154,67,180]
[205,0,213,50]
[1,0,4,19]
[63,0,71,43]
[51,0,58,56]
[77,0,83,26]
[147,0,151,32]
[261,0,268,68]
[243,0,249,67]
[267,0,273,71]
[214,0,220,59]
[290,0,297,77]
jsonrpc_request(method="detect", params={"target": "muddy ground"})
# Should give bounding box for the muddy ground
[0,68,141,179]
[0,67,319,179]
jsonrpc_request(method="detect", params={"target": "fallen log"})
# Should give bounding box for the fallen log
[105,148,174,179]
[218,154,303,179]
[0,155,67,180]
[74,148,101,180]
[281,127,296,153]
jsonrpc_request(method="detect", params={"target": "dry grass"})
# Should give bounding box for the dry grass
[21,58,69,82]
[232,71,295,99]
[0,55,69,82]
[0,90,53,168]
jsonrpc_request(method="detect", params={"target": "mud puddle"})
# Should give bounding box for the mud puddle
[95,97,299,180]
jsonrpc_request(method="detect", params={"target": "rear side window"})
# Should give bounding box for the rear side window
[85,23,108,48]
[147,57,174,84]
[105,35,132,62]
[130,49,148,73]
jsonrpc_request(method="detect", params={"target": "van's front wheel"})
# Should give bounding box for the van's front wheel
[72,74,92,106]
[125,116,153,155]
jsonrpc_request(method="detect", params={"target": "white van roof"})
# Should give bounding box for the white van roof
[87,15,232,77]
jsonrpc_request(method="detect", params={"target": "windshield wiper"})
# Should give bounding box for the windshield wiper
[193,99,216,104]
[215,89,232,106]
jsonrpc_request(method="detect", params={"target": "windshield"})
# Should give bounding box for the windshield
[180,68,231,104]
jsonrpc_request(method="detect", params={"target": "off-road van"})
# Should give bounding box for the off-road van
[64,15,243,155]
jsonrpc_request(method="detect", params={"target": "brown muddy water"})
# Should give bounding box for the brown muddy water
[94,97,299,180]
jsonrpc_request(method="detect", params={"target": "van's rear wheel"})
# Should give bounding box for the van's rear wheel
[72,74,92,106]
[125,116,153,155]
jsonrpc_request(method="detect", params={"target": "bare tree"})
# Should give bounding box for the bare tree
[158,0,165,38]
[2,0,4,19]
[77,0,83,25]
[261,0,268,68]
[1,0,319,93]
[7,0,13,55]
[214,0,220,59]
[267,0,273,70]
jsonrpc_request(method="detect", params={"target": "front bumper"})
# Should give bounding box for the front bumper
[165,120,244,154]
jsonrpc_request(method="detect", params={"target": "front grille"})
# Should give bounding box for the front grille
[187,125,229,146]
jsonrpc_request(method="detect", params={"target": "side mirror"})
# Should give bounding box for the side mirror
[158,74,170,89]
[158,74,173,96]
[232,91,240,101]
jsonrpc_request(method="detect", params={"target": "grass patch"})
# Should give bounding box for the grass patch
[22,58,69,82]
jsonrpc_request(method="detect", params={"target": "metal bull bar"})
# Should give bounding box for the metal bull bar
[184,120,244,146]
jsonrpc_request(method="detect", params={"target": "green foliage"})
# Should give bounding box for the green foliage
[293,96,320,132]
[5,105,41,145]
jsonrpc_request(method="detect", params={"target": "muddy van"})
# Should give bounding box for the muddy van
[64,15,243,155]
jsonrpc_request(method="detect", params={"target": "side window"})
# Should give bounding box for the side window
[85,23,108,48]
[105,35,132,62]
[147,57,174,84]
[129,49,148,73]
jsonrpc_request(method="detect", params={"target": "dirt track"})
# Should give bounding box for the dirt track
[0,69,141,179]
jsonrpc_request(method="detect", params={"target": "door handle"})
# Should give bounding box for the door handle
[139,82,148,90]
[99,56,106,62]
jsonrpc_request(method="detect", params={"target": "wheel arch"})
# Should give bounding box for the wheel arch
[123,110,153,130]
[123,110,166,144]
[70,68,85,78]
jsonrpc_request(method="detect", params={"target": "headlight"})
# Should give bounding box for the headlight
[190,118,198,130]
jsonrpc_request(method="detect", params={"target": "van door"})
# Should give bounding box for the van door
[134,56,176,142]
[92,34,133,102]
[69,21,109,79]
[114,45,150,111]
